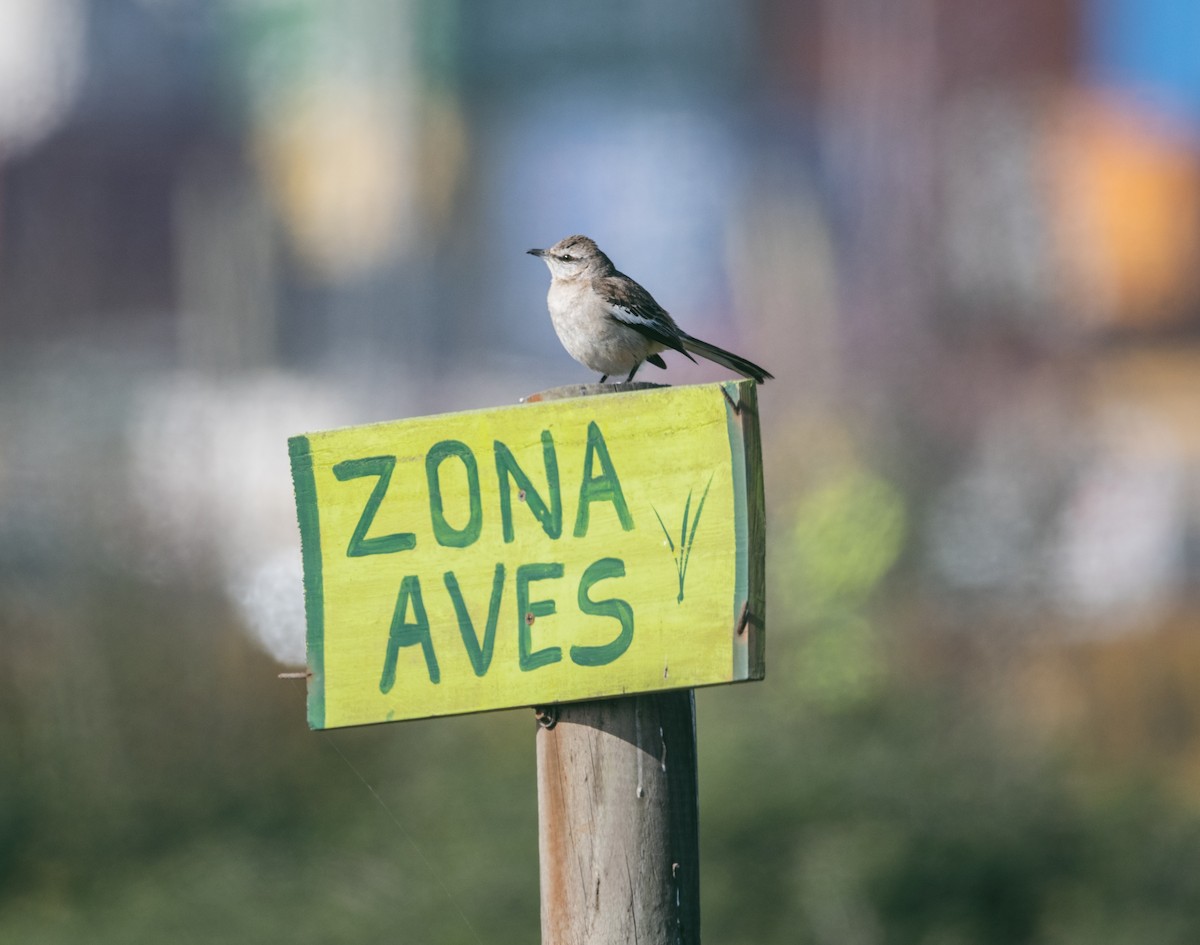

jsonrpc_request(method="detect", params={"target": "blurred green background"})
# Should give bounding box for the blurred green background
[3,1,1200,942]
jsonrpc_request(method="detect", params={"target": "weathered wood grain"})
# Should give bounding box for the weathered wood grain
[537,692,699,945]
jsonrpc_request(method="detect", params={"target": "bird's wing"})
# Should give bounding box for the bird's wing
[596,273,696,361]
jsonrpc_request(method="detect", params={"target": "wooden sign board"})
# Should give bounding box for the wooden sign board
[288,381,765,730]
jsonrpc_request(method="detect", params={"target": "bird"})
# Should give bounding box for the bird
[527,235,773,384]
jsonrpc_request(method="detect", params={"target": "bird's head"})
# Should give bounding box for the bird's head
[527,235,613,280]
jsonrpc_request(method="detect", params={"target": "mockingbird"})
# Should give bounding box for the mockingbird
[528,235,773,384]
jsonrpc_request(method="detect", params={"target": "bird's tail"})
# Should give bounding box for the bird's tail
[679,333,773,384]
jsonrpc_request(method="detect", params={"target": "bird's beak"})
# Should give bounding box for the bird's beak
[526,248,546,257]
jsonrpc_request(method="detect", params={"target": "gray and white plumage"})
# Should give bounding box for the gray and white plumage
[527,235,773,384]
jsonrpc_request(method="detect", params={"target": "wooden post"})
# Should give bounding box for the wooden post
[537,691,700,944]
[527,382,700,945]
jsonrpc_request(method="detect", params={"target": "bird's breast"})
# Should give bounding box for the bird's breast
[545,280,659,375]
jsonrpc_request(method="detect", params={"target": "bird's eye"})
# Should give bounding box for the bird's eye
[558,254,575,262]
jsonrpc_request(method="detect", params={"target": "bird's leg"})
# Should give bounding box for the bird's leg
[624,362,642,383]
[598,374,609,383]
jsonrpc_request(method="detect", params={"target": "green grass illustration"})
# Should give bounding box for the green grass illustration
[653,472,715,603]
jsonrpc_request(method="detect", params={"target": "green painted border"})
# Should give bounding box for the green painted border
[288,435,326,729]
[744,380,766,680]
[723,381,750,679]
[722,379,766,682]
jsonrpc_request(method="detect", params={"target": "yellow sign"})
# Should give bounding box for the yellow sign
[288,381,765,729]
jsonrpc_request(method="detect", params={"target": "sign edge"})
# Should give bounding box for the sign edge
[288,434,327,729]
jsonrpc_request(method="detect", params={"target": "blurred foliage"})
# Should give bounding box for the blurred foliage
[3,564,1200,943]
[702,676,1200,945]
[0,574,540,945]
[788,469,907,616]
[782,467,905,711]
